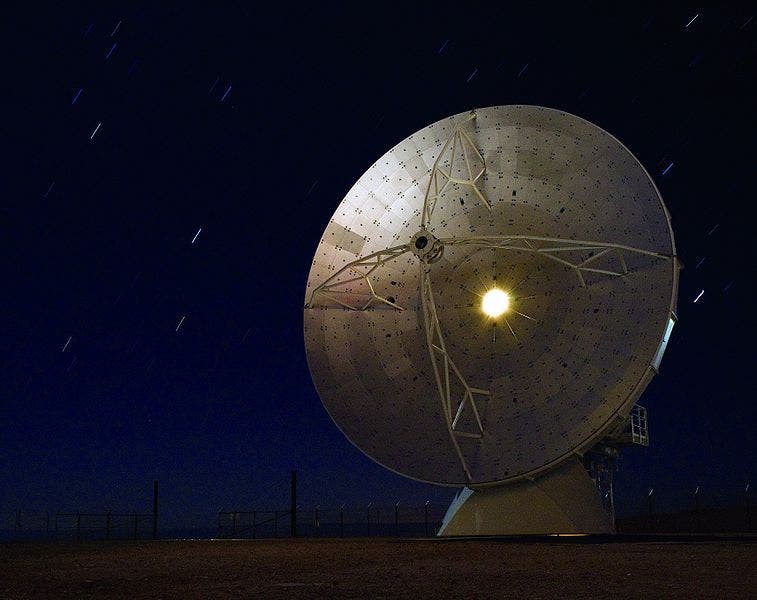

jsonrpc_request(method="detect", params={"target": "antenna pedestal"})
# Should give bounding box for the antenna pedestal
[437,457,614,536]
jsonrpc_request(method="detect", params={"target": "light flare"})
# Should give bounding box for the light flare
[481,288,510,318]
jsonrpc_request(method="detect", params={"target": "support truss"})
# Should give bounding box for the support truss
[305,244,412,310]
[420,266,490,482]
[441,235,672,287]
[421,112,489,228]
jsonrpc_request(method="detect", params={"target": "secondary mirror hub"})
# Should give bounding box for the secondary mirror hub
[411,230,444,263]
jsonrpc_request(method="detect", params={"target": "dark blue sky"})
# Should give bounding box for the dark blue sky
[1,4,754,529]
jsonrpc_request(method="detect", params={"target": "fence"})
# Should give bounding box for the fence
[216,502,445,539]
[8,510,154,541]
[616,483,752,534]
[4,480,159,541]
[5,481,753,541]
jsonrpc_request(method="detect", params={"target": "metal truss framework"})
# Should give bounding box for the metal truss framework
[442,235,670,287]
[306,112,674,483]
[420,267,490,480]
[306,244,412,311]
[421,111,488,228]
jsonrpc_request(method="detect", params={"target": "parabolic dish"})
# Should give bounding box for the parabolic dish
[304,105,678,486]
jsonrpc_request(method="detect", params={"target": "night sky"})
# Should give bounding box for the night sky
[1,4,755,531]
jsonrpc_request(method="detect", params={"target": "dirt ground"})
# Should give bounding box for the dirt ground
[1,537,755,599]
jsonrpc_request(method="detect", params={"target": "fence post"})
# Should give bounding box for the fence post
[424,500,430,537]
[134,514,139,540]
[290,470,297,538]
[693,486,700,533]
[252,511,257,539]
[366,503,372,537]
[315,507,320,537]
[76,511,81,541]
[746,484,751,532]
[395,502,400,537]
[647,488,654,531]
[152,480,159,540]
[274,511,279,538]
[105,511,112,540]
[340,505,345,538]
[232,512,238,537]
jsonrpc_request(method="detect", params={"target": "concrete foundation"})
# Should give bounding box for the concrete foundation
[437,457,614,536]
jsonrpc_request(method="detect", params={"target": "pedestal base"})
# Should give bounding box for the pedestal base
[437,457,614,536]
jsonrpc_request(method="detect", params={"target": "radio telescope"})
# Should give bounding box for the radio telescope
[304,106,679,535]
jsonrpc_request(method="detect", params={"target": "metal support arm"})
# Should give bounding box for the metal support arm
[441,235,672,287]
[421,112,489,229]
[305,244,412,310]
[420,265,490,482]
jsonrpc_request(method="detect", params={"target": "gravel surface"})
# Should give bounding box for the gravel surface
[1,538,755,599]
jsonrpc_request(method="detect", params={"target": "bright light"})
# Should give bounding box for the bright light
[482,289,510,318]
